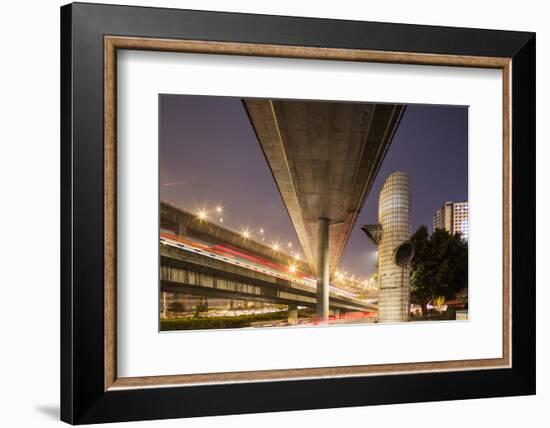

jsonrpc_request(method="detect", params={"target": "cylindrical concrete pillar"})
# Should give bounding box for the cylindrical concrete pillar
[378,172,411,322]
[316,218,330,322]
[176,216,187,236]
[288,304,298,325]
[161,291,167,319]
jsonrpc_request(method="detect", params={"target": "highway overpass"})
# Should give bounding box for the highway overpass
[160,203,376,318]
[243,99,404,320]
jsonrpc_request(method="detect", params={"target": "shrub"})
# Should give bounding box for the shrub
[160,310,294,331]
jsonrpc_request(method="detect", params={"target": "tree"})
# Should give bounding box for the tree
[193,303,208,318]
[410,225,468,316]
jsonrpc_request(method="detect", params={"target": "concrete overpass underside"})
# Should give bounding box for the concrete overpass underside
[243,99,404,319]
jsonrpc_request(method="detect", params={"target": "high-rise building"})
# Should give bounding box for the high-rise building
[433,201,469,240]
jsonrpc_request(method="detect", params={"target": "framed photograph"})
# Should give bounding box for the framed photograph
[61,2,535,424]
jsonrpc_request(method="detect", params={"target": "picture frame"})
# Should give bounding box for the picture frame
[61,2,535,424]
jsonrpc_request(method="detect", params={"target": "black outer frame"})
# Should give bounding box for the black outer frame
[60,2,535,424]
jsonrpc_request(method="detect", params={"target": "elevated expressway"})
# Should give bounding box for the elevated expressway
[243,99,404,320]
[160,203,375,314]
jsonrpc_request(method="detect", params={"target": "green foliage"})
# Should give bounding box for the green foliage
[193,303,208,318]
[160,310,304,331]
[161,316,250,330]
[410,225,468,314]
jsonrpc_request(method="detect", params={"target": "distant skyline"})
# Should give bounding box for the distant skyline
[160,95,468,279]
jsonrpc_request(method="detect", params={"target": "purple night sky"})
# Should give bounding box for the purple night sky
[160,94,468,280]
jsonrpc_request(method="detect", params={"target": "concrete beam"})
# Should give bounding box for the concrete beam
[243,99,405,276]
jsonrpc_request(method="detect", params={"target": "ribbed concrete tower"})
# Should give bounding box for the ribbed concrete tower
[378,172,411,322]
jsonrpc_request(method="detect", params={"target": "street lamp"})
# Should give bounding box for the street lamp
[197,209,208,221]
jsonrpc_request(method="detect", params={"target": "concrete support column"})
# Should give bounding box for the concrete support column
[316,218,330,322]
[176,217,187,236]
[161,291,167,319]
[288,304,298,325]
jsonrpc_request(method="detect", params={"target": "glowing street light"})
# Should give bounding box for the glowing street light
[241,229,251,239]
[287,242,293,248]
[216,205,223,213]
[272,242,280,252]
[197,209,208,222]
[288,264,297,274]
